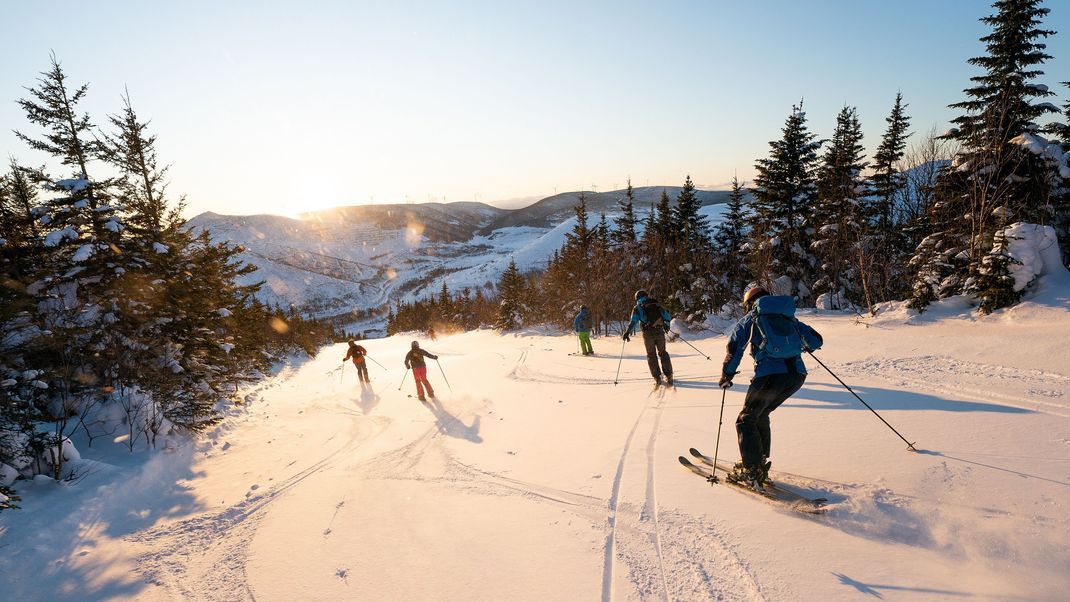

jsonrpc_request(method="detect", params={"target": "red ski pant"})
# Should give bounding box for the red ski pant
[413,366,435,398]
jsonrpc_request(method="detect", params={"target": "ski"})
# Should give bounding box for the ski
[681,449,828,514]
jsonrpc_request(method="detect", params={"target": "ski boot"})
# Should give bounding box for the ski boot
[727,462,767,492]
[665,374,674,387]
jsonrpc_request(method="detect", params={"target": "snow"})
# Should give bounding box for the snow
[153,242,170,254]
[216,308,232,317]
[3,291,1070,599]
[55,178,89,192]
[43,227,79,247]
[71,243,96,262]
[0,463,17,487]
[1001,223,1066,292]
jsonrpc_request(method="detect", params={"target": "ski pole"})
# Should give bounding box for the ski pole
[613,338,626,385]
[709,386,728,483]
[366,355,387,370]
[435,359,454,393]
[673,333,711,360]
[398,368,409,391]
[340,361,345,383]
[806,351,917,451]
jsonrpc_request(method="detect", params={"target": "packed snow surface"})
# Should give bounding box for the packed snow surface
[2,297,1069,600]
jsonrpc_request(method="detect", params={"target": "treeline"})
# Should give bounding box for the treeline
[493,0,1070,330]
[0,56,340,502]
[386,281,500,334]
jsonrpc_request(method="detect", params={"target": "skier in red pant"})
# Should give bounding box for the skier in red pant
[404,341,438,401]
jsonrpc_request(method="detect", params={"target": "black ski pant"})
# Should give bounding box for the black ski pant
[642,329,673,379]
[354,362,369,382]
[736,371,806,469]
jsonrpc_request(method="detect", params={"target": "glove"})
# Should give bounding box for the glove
[622,332,630,342]
[718,374,733,389]
[663,324,671,333]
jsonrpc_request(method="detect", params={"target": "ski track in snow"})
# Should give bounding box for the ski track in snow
[130,440,356,599]
[839,355,1070,417]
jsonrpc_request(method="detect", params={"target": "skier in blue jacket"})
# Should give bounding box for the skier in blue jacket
[573,305,594,355]
[719,286,823,489]
[624,290,674,386]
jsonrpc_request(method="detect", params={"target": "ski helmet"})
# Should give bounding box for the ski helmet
[411,340,420,349]
[742,286,768,309]
[634,289,648,301]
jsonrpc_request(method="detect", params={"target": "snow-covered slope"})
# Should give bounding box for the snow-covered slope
[186,188,731,330]
[3,284,1068,600]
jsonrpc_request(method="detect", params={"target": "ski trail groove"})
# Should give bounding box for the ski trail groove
[601,389,649,602]
[644,393,669,601]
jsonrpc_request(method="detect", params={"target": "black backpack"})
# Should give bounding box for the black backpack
[639,297,666,331]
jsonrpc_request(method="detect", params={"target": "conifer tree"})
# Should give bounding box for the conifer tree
[669,175,715,321]
[712,175,751,304]
[495,259,526,330]
[813,106,867,309]
[867,93,912,302]
[913,0,1062,312]
[749,102,823,302]
[611,179,638,248]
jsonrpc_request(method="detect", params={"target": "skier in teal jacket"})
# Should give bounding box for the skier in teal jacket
[573,305,594,355]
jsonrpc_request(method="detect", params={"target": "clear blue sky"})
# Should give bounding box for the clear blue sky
[4,0,1070,217]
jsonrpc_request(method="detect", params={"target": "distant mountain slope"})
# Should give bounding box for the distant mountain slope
[187,186,730,331]
[300,202,506,243]
[480,187,731,232]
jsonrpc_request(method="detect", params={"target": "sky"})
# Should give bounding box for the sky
[4,0,1070,218]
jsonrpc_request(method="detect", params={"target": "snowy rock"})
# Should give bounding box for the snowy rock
[0,463,17,487]
[1001,223,1066,292]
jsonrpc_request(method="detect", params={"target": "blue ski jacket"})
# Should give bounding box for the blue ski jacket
[574,307,592,333]
[627,295,672,337]
[721,298,823,380]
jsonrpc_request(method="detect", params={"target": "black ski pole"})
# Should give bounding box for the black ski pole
[435,359,454,393]
[398,368,409,391]
[806,351,917,451]
[613,338,626,385]
[709,385,728,483]
[673,333,711,360]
